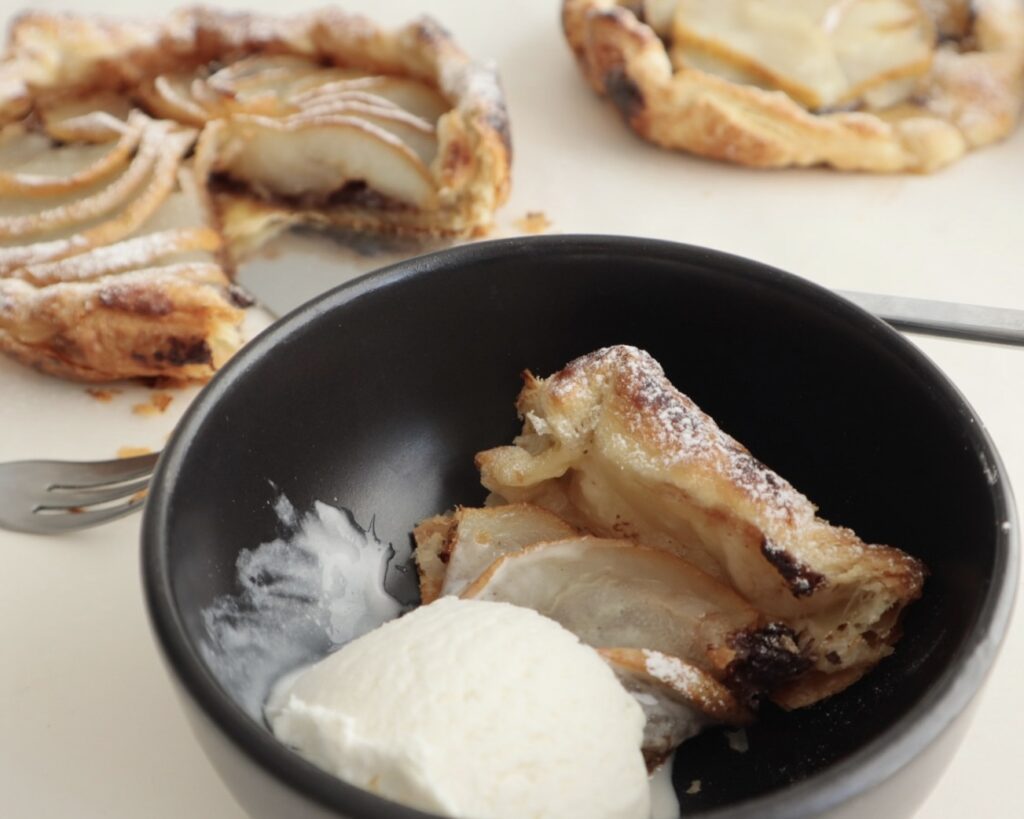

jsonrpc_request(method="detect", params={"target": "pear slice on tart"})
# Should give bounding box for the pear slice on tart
[0,118,169,240]
[136,73,218,127]
[200,112,437,210]
[669,0,934,110]
[293,76,451,124]
[37,91,134,143]
[0,117,143,198]
[0,127,194,275]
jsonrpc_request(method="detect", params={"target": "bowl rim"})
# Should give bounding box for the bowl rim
[142,234,1019,819]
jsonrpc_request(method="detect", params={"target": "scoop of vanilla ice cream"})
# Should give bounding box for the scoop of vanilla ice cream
[266,596,650,819]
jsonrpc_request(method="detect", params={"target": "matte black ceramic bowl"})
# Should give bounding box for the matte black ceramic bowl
[143,236,1017,819]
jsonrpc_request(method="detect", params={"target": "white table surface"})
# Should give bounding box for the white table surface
[1,1,1022,816]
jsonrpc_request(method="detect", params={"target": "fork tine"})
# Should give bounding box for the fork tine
[38,477,150,510]
[27,496,147,534]
[45,453,160,489]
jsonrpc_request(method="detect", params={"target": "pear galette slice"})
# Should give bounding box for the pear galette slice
[476,345,925,708]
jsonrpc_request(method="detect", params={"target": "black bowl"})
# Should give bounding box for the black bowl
[142,236,1017,819]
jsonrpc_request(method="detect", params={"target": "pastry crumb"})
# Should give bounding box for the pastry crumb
[85,387,121,402]
[686,779,702,795]
[725,728,749,753]
[132,392,173,416]
[117,446,153,458]
[514,211,552,234]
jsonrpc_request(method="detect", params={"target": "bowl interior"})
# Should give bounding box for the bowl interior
[148,236,1012,817]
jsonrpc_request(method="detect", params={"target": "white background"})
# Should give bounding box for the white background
[1,1,1022,816]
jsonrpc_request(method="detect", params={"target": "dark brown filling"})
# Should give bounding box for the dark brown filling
[209,173,416,213]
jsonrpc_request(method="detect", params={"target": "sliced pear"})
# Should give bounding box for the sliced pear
[293,100,437,165]
[672,0,849,108]
[0,119,143,198]
[209,113,436,209]
[294,88,407,116]
[38,92,134,143]
[602,647,751,767]
[829,0,933,102]
[205,55,325,95]
[203,60,372,116]
[292,76,450,123]
[136,73,214,126]
[11,227,222,285]
[437,504,577,597]
[0,128,194,275]
[462,536,763,677]
[286,67,381,96]
[671,43,769,88]
[671,0,933,109]
[0,120,167,239]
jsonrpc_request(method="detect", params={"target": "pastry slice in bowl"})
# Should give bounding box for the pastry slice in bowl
[476,345,925,708]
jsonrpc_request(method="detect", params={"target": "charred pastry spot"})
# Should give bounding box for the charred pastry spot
[603,66,645,122]
[226,284,256,308]
[826,651,842,666]
[153,337,212,367]
[762,537,825,598]
[725,623,811,705]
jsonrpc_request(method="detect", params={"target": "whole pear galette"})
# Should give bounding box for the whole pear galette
[562,0,1024,171]
[0,7,510,381]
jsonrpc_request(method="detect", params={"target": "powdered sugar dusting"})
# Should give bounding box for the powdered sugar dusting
[15,227,219,285]
[642,649,732,715]
[549,346,807,524]
[643,649,703,692]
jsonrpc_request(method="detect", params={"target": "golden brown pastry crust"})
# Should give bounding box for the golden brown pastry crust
[0,263,244,382]
[562,0,1024,171]
[476,345,925,707]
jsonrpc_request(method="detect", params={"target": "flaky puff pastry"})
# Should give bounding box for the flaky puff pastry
[476,346,925,708]
[562,0,1024,172]
[0,263,244,382]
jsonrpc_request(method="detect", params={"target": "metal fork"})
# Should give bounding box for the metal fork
[0,452,159,534]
